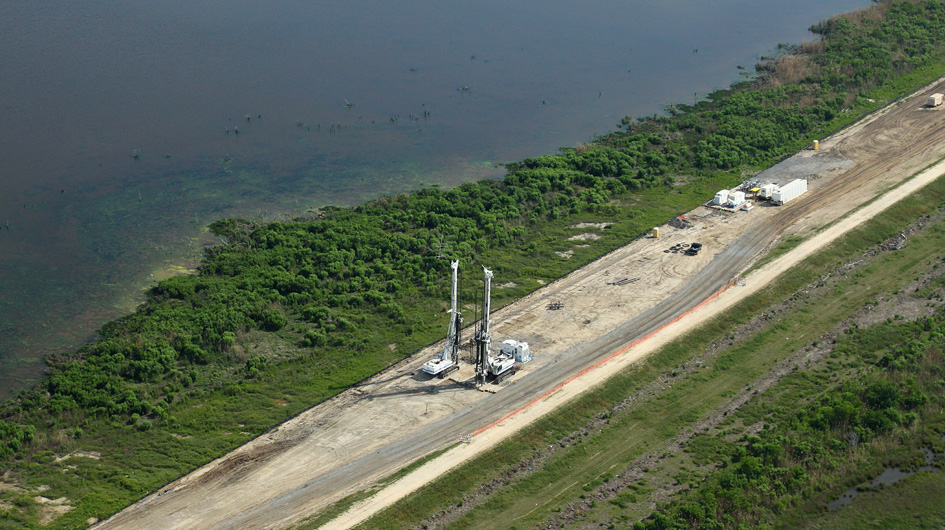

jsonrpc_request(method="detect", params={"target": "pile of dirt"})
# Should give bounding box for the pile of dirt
[668,216,693,230]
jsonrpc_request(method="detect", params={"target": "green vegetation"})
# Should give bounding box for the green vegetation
[4,1,945,528]
[635,316,944,530]
[0,421,33,460]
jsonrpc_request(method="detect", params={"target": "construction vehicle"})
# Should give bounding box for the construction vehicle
[475,267,516,385]
[758,183,778,200]
[422,260,462,378]
[685,242,703,255]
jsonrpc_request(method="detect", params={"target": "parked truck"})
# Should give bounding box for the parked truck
[758,183,778,200]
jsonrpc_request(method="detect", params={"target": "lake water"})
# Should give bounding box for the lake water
[0,0,870,399]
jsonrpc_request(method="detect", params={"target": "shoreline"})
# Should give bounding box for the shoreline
[8,4,945,527]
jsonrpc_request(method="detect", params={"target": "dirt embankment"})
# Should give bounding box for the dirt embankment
[96,80,945,530]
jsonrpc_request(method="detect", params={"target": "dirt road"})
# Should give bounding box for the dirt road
[92,80,945,530]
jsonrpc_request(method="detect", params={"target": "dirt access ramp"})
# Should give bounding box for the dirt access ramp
[92,79,945,530]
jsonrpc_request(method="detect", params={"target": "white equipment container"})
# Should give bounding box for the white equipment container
[929,93,943,107]
[713,189,730,205]
[772,179,807,205]
[501,339,532,363]
[759,183,778,199]
[725,190,746,207]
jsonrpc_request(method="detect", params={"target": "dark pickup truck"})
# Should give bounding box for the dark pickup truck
[685,242,703,255]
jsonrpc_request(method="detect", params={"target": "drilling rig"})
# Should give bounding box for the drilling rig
[474,267,516,385]
[422,260,462,378]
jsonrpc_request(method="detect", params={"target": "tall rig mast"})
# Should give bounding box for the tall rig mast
[475,266,493,385]
[422,260,462,378]
[445,260,461,367]
[474,266,520,385]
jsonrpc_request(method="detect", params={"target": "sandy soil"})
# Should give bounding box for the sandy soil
[93,80,945,530]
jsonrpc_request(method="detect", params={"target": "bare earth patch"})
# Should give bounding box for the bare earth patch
[555,250,574,259]
[53,451,101,463]
[568,233,602,241]
[571,222,612,229]
[33,496,73,526]
[0,480,23,493]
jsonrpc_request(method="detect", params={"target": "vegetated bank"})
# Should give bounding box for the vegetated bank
[632,294,945,529]
[3,1,945,527]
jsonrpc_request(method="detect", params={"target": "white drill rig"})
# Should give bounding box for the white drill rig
[422,260,462,378]
[475,267,517,385]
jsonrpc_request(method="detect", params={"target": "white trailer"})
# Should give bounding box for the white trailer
[713,189,730,205]
[772,179,807,205]
[725,190,746,208]
[928,93,943,107]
